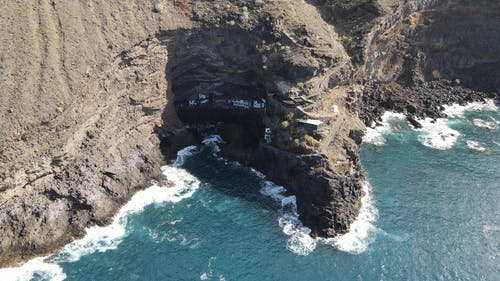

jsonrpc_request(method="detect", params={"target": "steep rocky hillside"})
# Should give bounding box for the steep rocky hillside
[0,0,498,267]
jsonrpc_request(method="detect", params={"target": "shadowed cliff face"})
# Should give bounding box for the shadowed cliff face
[167,29,268,148]
[363,1,500,92]
[155,27,363,237]
[344,0,500,126]
[1,0,499,268]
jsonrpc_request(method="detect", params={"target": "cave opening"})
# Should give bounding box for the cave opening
[161,28,273,158]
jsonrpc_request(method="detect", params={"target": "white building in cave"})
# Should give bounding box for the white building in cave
[252,99,266,109]
[231,99,251,109]
[264,128,272,143]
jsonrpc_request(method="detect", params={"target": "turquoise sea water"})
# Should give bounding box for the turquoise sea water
[2,102,499,281]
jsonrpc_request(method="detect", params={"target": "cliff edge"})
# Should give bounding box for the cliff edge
[1,0,498,267]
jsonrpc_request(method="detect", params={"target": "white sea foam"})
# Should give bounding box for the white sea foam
[443,99,498,118]
[49,166,200,264]
[259,181,317,255]
[483,225,500,232]
[173,145,199,166]
[416,118,460,150]
[414,99,498,150]
[1,150,201,280]
[323,182,378,254]
[466,140,487,152]
[259,176,379,255]
[363,112,405,146]
[249,168,266,179]
[201,135,224,154]
[0,257,66,281]
[473,119,496,130]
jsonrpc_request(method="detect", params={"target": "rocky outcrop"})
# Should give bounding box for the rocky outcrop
[0,0,192,266]
[1,0,499,267]
[155,7,361,237]
[351,0,500,125]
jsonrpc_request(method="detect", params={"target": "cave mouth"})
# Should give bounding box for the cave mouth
[164,28,272,153]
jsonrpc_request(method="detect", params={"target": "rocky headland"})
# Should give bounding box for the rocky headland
[0,0,499,266]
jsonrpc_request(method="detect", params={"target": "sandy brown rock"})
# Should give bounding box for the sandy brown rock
[0,0,192,266]
[1,0,499,267]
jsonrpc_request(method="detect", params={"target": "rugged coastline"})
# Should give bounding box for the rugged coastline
[1,0,499,267]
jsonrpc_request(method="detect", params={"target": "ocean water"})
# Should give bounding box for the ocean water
[2,101,499,281]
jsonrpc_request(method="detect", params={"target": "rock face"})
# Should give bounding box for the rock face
[0,0,192,266]
[0,0,499,267]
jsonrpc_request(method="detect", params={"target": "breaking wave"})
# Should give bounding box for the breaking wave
[322,182,378,254]
[259,181,317,256]
[257,175,378,256]
[1,148,202,281]
[201,135,224,154]
[466,140,487,152]
[174,145,199,167]
[417,100,497,150]
[442,99,497,118]
[416,118,461,150]
[0,257,66,281]
[472,119,496,130]
[364,99,498,150]
[363,112,405,146]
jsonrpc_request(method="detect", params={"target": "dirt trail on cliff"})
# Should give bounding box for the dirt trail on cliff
[0,0,194,266]
[0,0,357,266]
[1,0,498,268]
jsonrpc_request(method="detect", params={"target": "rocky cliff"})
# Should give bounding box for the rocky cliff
[0,0,498,267]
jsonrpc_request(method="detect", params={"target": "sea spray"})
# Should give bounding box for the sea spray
[0,257,66,281]
[259,181,317,255]
[364,99,498,150]
[466,140,487,152]
[416,118,461,150]
[472,119,496,130]
[174,145,199,167]
[0,148,203,281]
[442,99,498,118]
[363,112,406,146]
[322,182,378,254]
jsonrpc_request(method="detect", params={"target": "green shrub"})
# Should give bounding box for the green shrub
[338,164,350,174]
[280,120,290,129]
[285,112,294,121]
[304,134,319,147]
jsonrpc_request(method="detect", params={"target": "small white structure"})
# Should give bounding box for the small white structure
[252,99,266,109]
[189,100,197,106]
[198,94,209,104]
[231,99,251,109]
[332,104,339,113]
[264,128,272,143]
[297,119,324,131]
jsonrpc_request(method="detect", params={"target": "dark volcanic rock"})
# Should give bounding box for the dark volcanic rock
[1,0,500,268]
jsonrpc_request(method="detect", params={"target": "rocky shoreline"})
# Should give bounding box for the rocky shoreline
[1,0,499,267]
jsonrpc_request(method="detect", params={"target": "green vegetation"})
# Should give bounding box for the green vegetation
[304,134,319,148]
[280,120,290,129]
[285,112,294,121]
[337,164,350,174]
